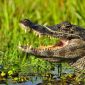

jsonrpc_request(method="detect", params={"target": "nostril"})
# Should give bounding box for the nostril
[20,20,27,26]
[20,19,33,26]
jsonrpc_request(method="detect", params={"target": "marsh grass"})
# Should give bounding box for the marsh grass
[0,0,85,78]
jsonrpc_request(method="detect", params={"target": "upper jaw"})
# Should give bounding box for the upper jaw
[19,19,52,35]
[20,19,82,40]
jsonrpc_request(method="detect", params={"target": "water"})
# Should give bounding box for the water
[0,65,84,85]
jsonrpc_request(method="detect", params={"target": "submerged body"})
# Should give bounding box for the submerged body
[19,19,85,71]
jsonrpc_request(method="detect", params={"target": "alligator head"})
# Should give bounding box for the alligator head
[19,19,85,71]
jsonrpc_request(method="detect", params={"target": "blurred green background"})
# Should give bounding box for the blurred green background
[0,0,85,74]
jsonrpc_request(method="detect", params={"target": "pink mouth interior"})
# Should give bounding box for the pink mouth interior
[37,40,69,50]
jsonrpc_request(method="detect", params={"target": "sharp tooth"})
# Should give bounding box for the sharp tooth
[27,44,28,46]
[18,43,22,49]
[29,45,32,49]
[35,33,38,36]
[39,34,41,38]
[25,29,27,33]
[27,28,31,32]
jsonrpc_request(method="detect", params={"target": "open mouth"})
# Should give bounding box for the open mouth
[19,22,69,51]
[19,19,69,50]
[19,19,85,63]
[19,30,69,62]
[19,19,71,62]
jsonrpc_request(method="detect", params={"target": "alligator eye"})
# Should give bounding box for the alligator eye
[61,24,72,31]
[61,25,69,30]
[66,25,72,28]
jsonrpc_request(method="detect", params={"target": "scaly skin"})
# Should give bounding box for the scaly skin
[19,19,85,71]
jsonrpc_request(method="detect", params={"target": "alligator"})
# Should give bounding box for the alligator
[19,19,85,71]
